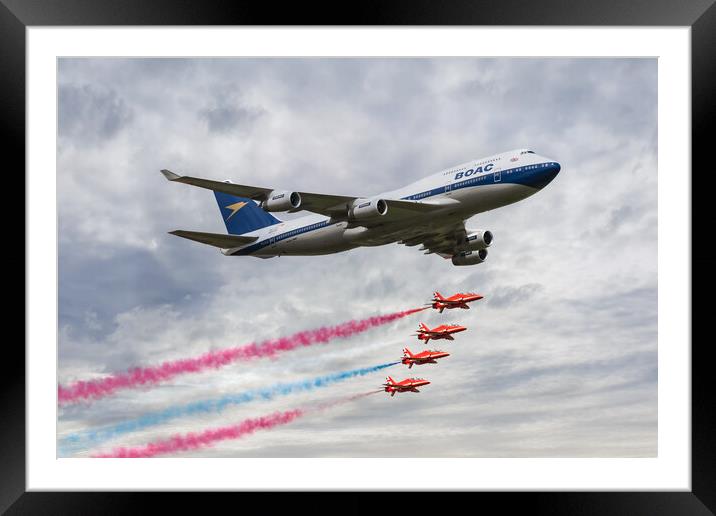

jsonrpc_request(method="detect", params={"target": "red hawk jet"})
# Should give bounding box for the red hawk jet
[401,347,450,369]
[414,322,467,343]
[429,291,484,313]
[382,376,431,397]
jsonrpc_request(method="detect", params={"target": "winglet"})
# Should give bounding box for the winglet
[160,169,181,181]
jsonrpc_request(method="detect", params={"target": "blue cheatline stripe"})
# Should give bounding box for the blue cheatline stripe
[235,162,560,255]
[58,361,400,454]
[234,219,332,255]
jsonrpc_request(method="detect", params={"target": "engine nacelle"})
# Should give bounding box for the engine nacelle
[263,190,301,212]
[349,198,388,220]
[464,230,493,250]
[451,249,488,266]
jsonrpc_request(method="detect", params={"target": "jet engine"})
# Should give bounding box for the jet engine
[263,190,301,212]
[349,198,388,220]
[451,249,488,266]
[463,230,493,250]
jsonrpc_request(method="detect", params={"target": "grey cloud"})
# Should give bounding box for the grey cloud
[58,83,133,144]
[486,283,543,308]
[200,105,262,133]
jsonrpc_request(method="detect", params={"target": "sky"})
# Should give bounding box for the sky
[57,58,657,458]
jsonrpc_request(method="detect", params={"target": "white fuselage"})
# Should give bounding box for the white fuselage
[226,149,561,257]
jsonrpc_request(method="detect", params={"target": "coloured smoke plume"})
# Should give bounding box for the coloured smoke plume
[61,361,399,450]
[59,307,425,405]
[92,391,380,458]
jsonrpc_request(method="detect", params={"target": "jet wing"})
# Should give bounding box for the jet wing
[161,169,447,221]
[168,230,258,248]
[398,221,468,256]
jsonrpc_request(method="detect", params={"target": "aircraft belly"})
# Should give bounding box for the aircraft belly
[255,224,356,256]
[452,183,537,213]
[342,215,453,247]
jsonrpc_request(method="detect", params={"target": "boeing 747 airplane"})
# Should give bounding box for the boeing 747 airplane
[161,149,560,266]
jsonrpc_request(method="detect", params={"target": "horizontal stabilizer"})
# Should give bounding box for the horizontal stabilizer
[169,230,258,248]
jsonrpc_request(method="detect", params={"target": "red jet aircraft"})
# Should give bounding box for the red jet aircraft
[429,291,484,313]
[401,347,450,369]
[414,322,467,343]
[382,376,431,397]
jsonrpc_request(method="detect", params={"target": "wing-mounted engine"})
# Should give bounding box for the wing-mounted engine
[451,249,488,266]
[349,197,388,220]
[261,190,302,212]
[463,229,493,250]
[396,220,494,266]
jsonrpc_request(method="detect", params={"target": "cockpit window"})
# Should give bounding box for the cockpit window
[520,150,536,154]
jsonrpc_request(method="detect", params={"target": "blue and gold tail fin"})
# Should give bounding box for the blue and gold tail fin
[214,191,281,235]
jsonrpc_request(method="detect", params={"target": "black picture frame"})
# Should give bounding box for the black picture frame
[6,0,713,513]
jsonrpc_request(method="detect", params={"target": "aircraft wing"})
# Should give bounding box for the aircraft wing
[161,169,447,221]
[397,221,468,256]
[168,230,258,248]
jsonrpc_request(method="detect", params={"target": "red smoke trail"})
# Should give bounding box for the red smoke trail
[93,409,303,458]
[93,391,380,458]
[59,307,426,405]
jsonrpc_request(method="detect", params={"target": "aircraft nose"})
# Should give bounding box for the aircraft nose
[525,160,560,189]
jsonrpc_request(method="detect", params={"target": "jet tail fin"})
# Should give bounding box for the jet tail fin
[403,348,413,357]
[433,291,444,300]
[213,190,281,235]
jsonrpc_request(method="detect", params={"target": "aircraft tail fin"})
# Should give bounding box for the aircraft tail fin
[433,291,445,300]
[386,376,394,385]
[403,348,413,358]
[419,323,429,332]
[214,189,281,235]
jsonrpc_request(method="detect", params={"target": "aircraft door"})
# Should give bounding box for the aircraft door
[494,169,502,183]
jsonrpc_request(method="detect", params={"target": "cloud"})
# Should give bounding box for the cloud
[486,283,543,308]
[198,85,264,134]
[57,57,657,458]
[58,83,133,145]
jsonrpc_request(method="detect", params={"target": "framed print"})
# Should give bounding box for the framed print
[7,0,714,512]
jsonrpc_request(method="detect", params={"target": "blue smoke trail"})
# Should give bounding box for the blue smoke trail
[60,361,398,453]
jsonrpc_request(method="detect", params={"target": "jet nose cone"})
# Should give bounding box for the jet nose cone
[525,160,561,189]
